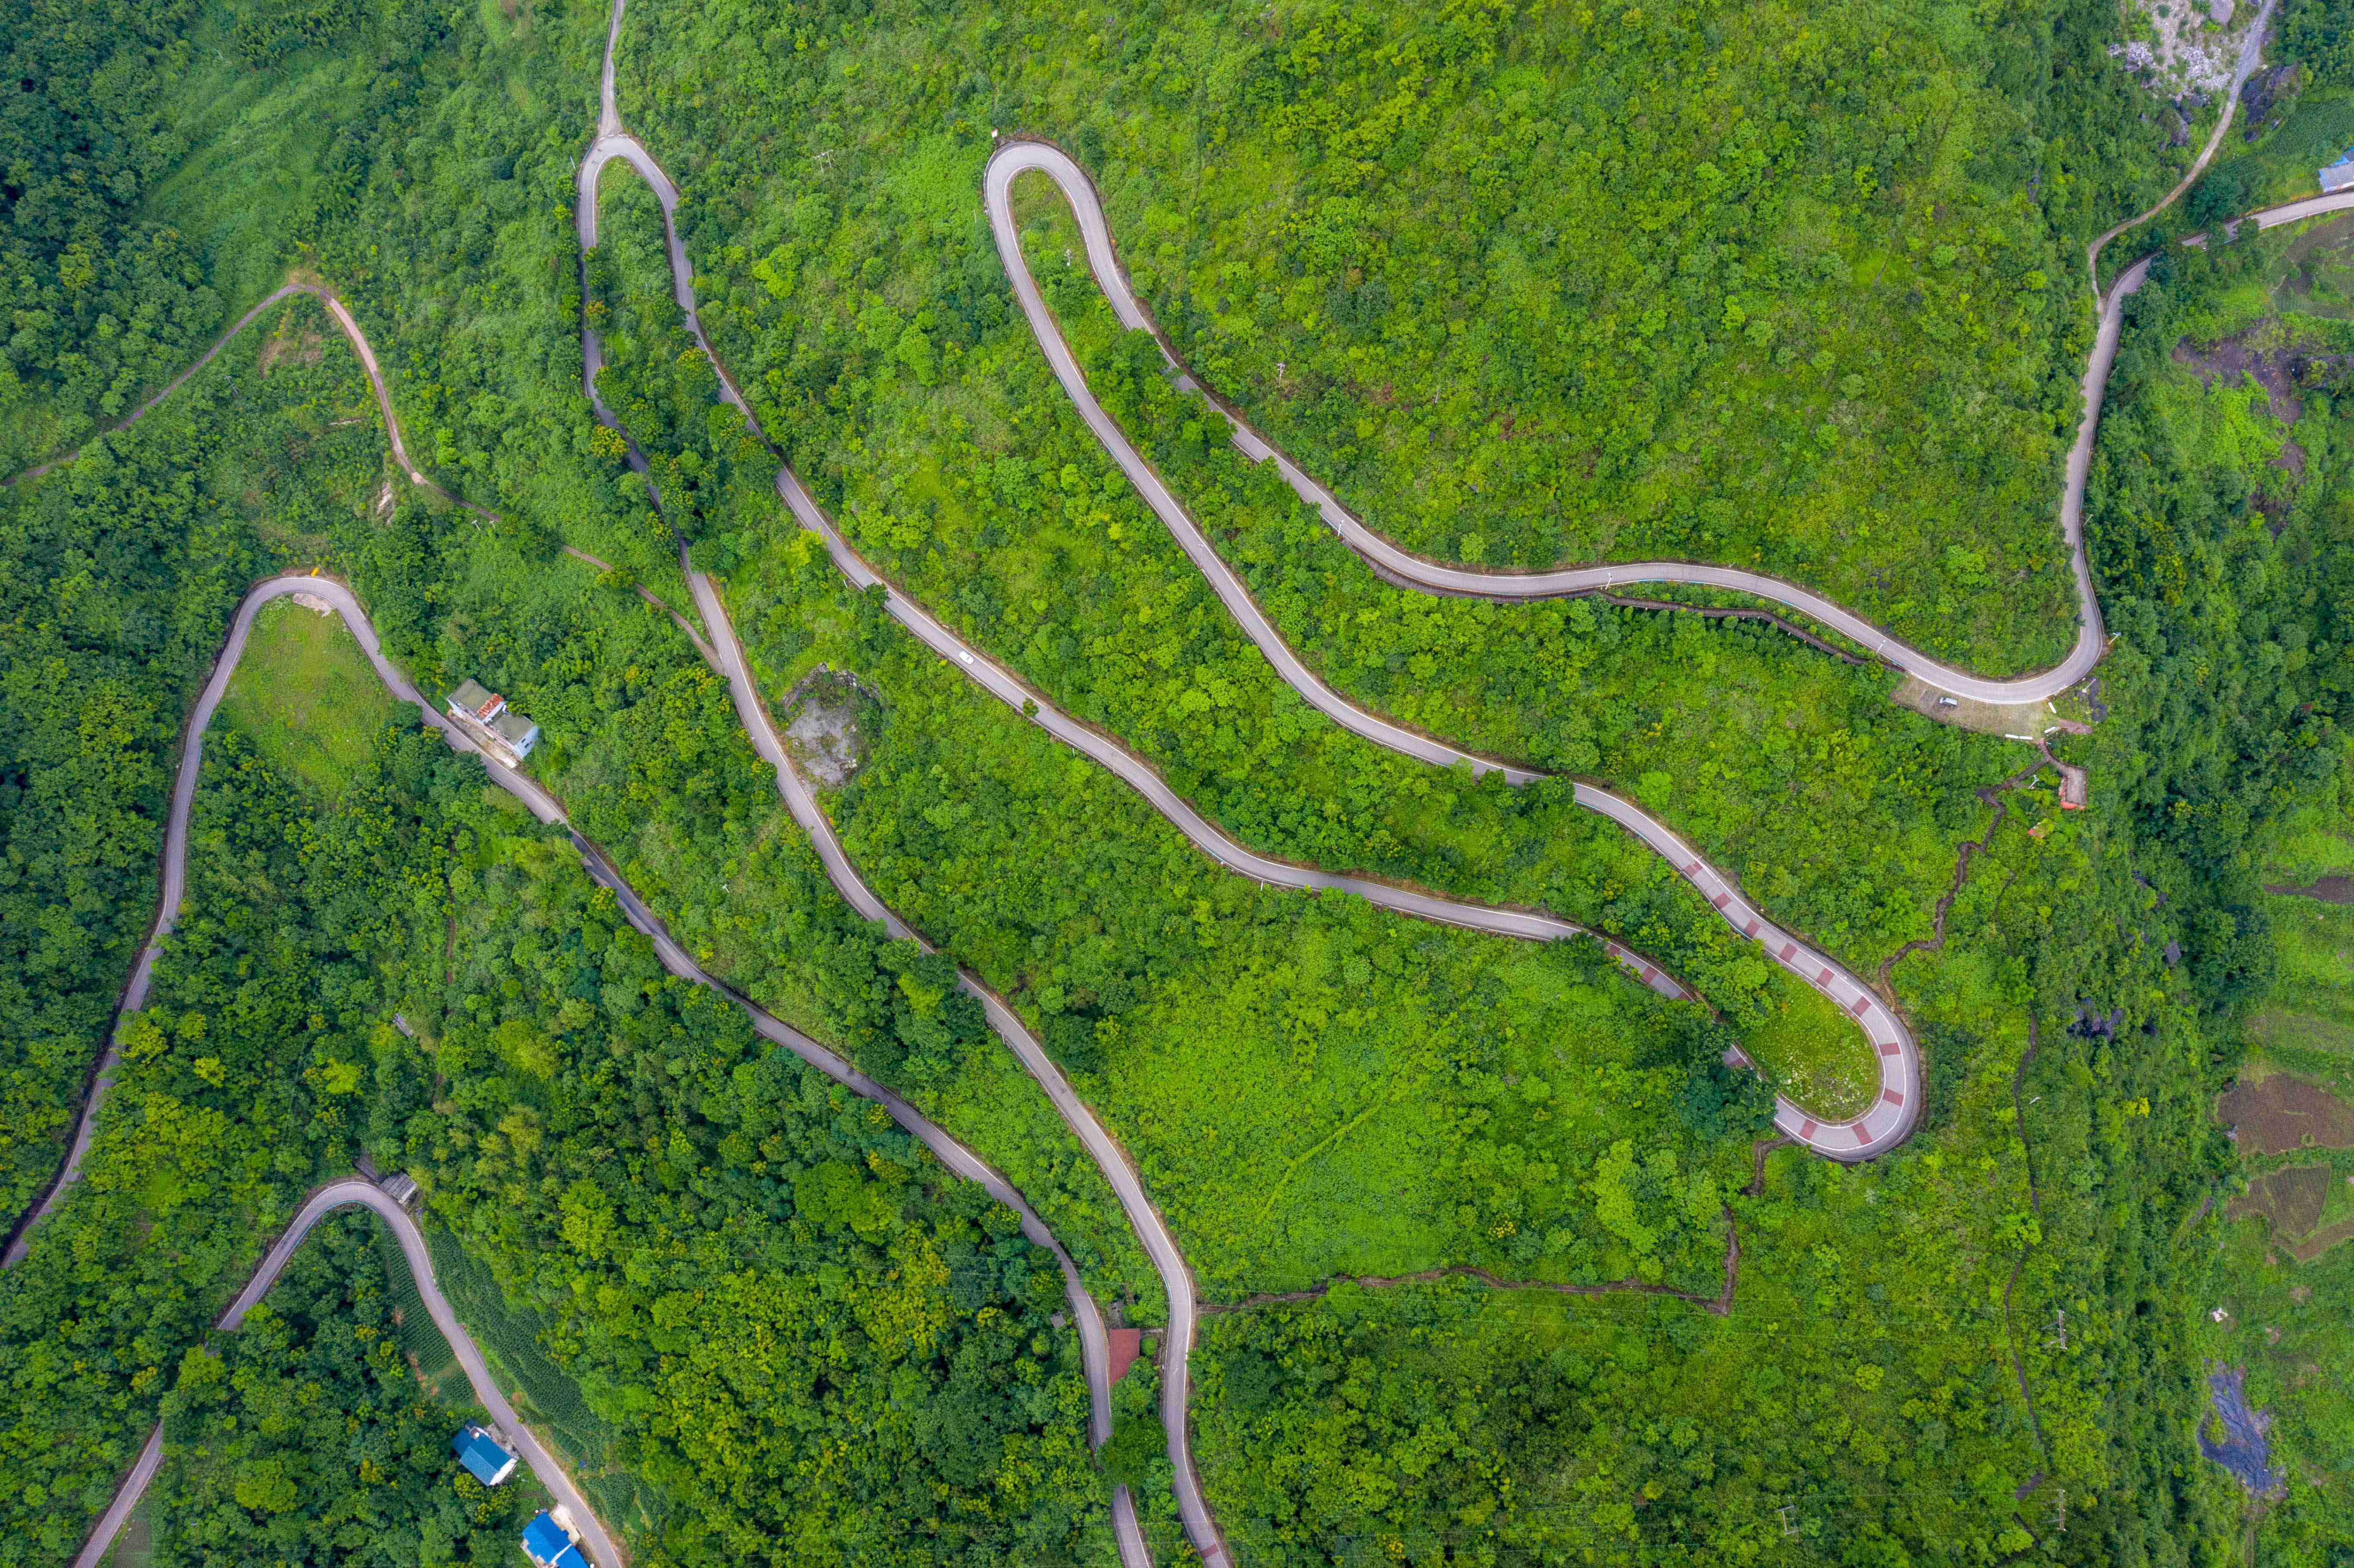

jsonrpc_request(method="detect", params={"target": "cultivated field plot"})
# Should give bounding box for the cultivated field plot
[2218,1069,2354,1155]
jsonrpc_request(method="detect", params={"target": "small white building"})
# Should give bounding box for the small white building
[2321,157,2354,194]
[446,678,540,766]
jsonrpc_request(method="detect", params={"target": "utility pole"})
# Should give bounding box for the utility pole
[2045,1489,2067,1536]
[2045,1310,2068,1350]
[1777,1506,1798,1540]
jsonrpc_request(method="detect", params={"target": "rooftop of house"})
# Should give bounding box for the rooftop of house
[491,709,539,746]
[451,1422,516,1487]
[522,1513,589,1568]
[447,678,504,721]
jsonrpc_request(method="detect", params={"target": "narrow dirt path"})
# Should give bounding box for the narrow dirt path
[2002,1022,2052,1463]
[1878,758,2054,989]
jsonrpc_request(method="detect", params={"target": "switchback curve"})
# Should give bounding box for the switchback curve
[72,1179,621,1568]
[982,137,2354,713]
[579,24,1188,1563]
[21,33,2348,1563]
[6,281,441,494]
[981,142,1919,1158]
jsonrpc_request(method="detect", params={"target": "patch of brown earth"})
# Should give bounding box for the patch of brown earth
[2289,1217,2354,1263]
[2263,874,2354,905]
[2228,1164,2332,1237]
[2218,1072,2354,1154]
[2170,326,2354,429]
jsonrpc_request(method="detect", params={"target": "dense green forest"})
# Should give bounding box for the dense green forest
[146,1211,547,1568]
[2097,121,2354,1561]
[9,0,2354,1561]
[619,0,2190,677]
[0,297,374,1225]
[0,599,1115,1564]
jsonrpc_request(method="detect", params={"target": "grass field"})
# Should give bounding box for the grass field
[2248,894,2354,1108]
[1744,979,1878,1123]
[2217,748,2354,1553]
[217,596,402,797]
[423,1224,669,1544]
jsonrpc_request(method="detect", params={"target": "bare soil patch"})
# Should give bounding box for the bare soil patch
[2263,874,2354,905]
[2219,1071,2354,1153]
[2290,1216,2354,1262]
[778,666,881,786]
[2229,1167,2354,1260]
[2110,0,2258,97]
[2171,326,2347,427]
[2229,1163,2332,1236]
[1888,673,2058,739]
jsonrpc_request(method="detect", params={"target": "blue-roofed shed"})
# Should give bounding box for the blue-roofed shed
[452,1422,517,1486]
[521,1512,590,1568]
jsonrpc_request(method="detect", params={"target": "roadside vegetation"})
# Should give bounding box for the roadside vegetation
[2083,187,2354,1558]
[2157,0,2354,240]
[619,0,2199,675]
[145,1211,549,1568]
[0,588,1116,1565]
[215,597,400,796]
[7,0,2354,1561]
[0,297,376,1228]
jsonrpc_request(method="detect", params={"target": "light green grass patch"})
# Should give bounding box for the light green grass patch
[1746,980,1878,1123]
[218,597,400,796]
[2263,895,2354,1026]
[138,13,374,317]
[2250,1008,2354,1059]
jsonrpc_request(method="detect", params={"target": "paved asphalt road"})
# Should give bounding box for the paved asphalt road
[70,1177,626,1563]
[578,8,1171,1559]
[979,141,2354,1154]
[31,577,1131,1568]
[19,10,2354,1561]
[2084,0,2281,290]
[66,1179,624,1568]
[984,141,1919,1157]
[982,134,2352,711]
[1,576,559,1271]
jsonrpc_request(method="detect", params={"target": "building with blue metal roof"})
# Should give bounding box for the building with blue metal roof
[451,1422,517,1486]
[521,1512,590,1568]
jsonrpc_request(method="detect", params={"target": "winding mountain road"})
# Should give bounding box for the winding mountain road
[993,142,2094,710]
[35,577,1136,1568]
[2083,0,2280,292]
[578,22,1176,1561]
[16,12,2354,1562]
[69,1179,620,1568]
